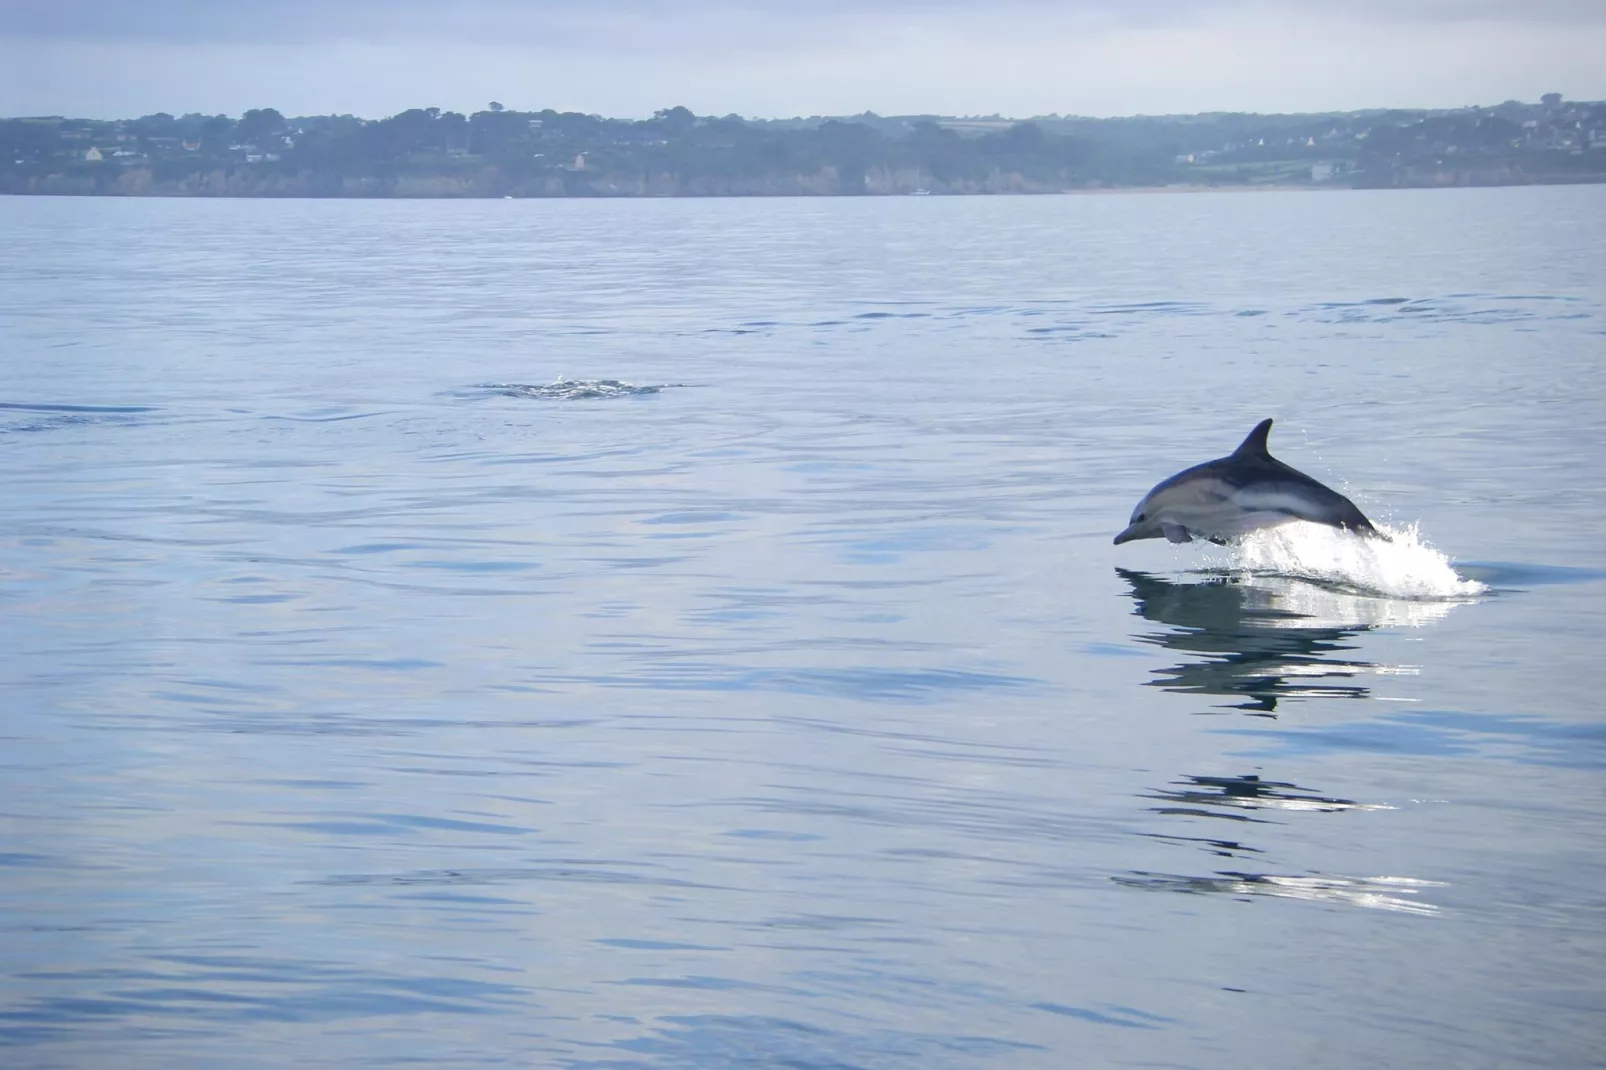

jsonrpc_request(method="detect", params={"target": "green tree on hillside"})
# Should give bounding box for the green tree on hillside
[237,108,286,147]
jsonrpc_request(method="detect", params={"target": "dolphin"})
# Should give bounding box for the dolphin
[1113,419,1384,546]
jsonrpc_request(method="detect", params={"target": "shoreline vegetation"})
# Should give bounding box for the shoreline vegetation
[5,97,1604,198]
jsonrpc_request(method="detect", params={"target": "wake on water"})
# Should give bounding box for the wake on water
[482,376,683,401]
[1203,521,1488,602]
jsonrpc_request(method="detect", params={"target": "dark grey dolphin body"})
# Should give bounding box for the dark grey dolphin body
[1114,419,1384,546]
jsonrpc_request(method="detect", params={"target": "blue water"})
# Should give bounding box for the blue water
[2,187,1604,1069]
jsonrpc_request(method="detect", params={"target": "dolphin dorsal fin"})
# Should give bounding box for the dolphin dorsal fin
[1231,418,1275,459]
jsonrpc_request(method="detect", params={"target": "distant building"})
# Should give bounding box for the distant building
[84,146,103,162]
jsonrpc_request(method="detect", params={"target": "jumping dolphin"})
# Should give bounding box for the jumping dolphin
[1113,419,1384,546]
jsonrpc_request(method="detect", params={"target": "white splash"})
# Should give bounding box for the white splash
[486,377,665,401]
[1221,521,1487,601]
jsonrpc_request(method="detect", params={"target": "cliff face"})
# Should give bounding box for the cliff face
[1,163,1115,197]
[2,167,485,197]
[9,100,1606,198]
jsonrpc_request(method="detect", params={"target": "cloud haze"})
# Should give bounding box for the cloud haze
[3,0,1602,118]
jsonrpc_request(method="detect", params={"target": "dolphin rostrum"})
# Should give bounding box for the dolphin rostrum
[1113,419,1384,546]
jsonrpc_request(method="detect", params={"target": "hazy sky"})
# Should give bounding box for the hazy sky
[3,0,1603,119]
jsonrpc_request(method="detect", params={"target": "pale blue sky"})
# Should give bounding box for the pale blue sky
[2,0,1602,118]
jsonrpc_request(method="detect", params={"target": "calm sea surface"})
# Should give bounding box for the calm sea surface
[2,188,1604,1069]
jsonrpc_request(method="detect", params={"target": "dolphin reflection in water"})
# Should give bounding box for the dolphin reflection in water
[1114,418,1384,547]
[1117,567,1386,715]
[1115,568,1451,915]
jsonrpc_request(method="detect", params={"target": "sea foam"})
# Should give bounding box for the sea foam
[1216,521,1487,602]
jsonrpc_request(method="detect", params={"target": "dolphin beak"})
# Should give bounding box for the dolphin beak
[1113,524,1140,545]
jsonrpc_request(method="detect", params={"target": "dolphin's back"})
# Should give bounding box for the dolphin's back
[1221,419,1382,537]
[1139,419,1383,540]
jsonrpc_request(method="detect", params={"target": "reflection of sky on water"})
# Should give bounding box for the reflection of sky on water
[1218,708,1606,770]
[1125,771,1432,912]
[1114,871,1445,916]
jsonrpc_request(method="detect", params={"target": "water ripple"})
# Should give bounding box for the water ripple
[4,190,1605,1070]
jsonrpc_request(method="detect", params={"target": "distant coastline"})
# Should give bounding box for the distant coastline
[6,98,1603,198]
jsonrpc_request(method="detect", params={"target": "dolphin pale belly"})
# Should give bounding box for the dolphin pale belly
[1113,419,1384,546]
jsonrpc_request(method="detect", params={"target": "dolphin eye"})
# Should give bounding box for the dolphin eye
[1135,512,1146,522]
